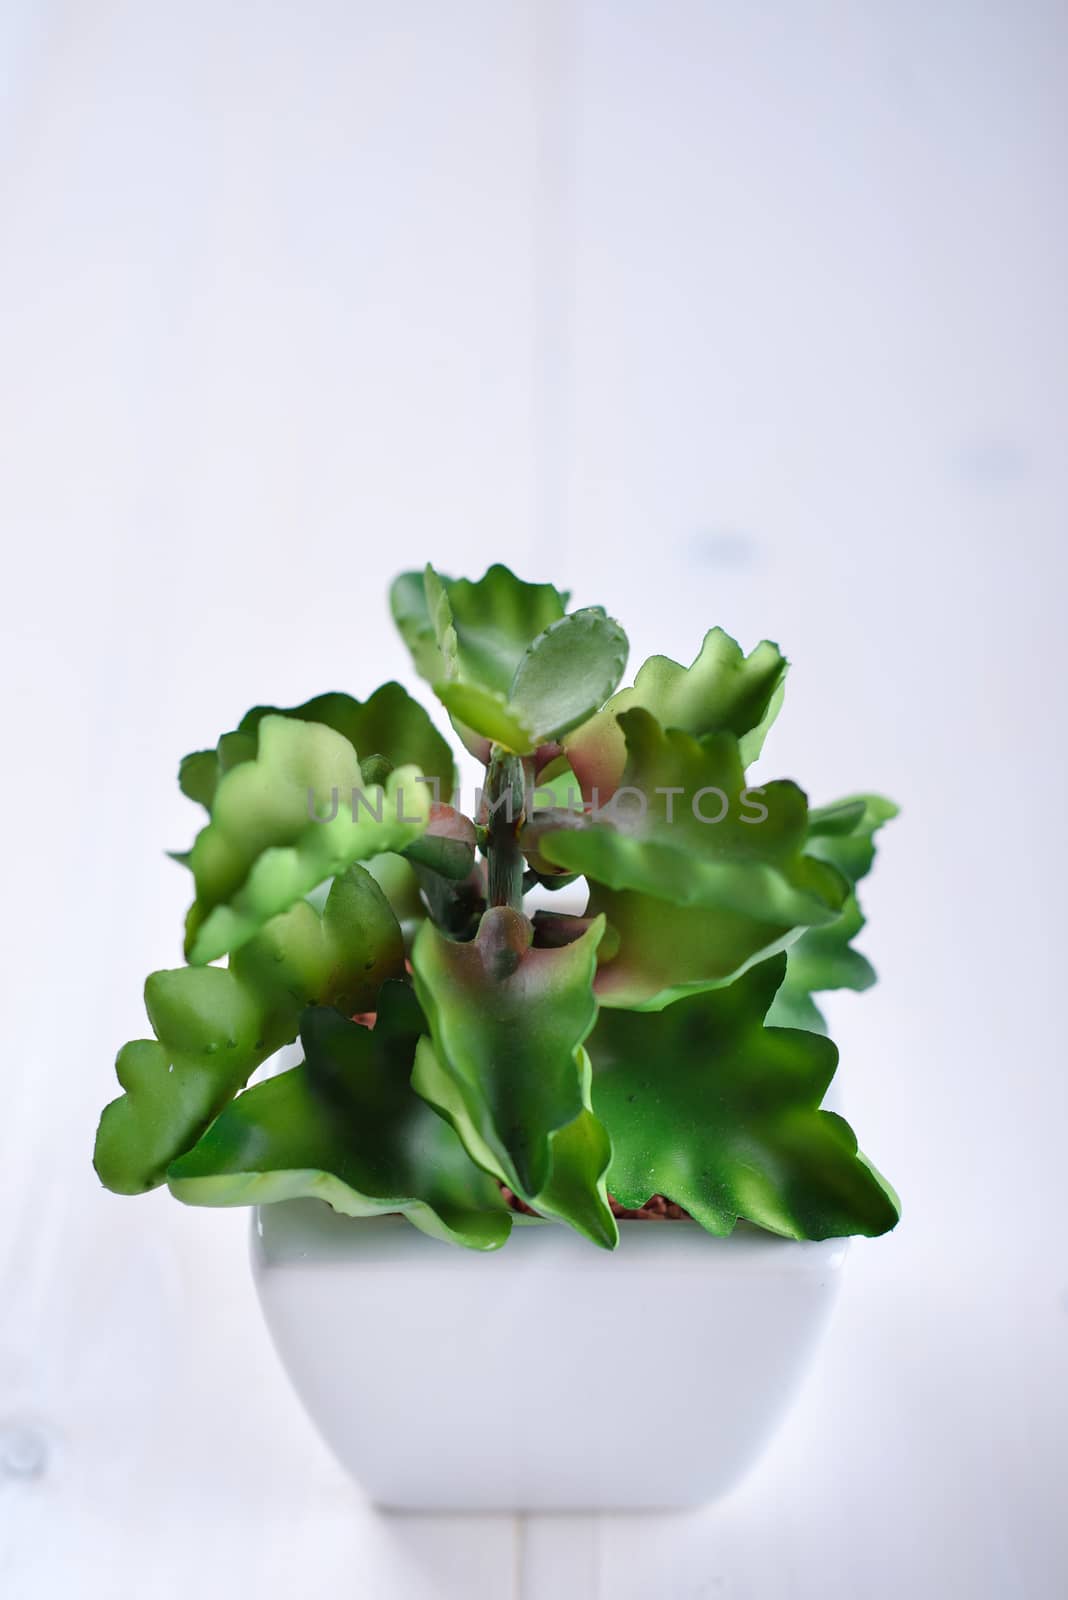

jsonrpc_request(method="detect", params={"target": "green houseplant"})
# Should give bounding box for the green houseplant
[94,562,899,1251]
[94,562,900,1509]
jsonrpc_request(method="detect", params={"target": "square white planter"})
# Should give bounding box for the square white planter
[252,1200,845,1512]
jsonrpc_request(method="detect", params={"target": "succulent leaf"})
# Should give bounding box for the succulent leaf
[392,565,624,754]
[539,709,846,927]
[94,868,404,1194]
[179,682,453,810]
[767,794,898,1033]
[585,885,797,1010]
[507,608,629,744]
[565,628,786,799]
[411,908,616,1246]
[167,985,512,1250]
[184,714,432,963]
[590,956,900,1239]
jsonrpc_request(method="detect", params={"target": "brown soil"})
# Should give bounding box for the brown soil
[500,1186,690,1222]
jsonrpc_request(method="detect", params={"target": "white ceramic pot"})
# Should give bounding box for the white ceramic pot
[252,1201,844,1512]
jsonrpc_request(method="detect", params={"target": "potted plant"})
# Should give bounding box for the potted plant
[94,562,899,1511]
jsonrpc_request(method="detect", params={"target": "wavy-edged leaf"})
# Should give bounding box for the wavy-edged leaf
[413,1038,616,1249]
[392,564,568,690]
[767,794,898,1033]
[184,714,431,963]
[585,885,799,1011]
[446,564,569,691]
[411,907,616,1246]
[168,985,511,1250]
[94,867,404,1194]
[565,628,787,800]
[179,730,256,809]
[590,956,900,1240]
[394,565,608,754]
[539,709,846,927]
[179,682,454,811]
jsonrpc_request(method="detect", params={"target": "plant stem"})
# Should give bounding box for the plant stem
[484,747,526,912]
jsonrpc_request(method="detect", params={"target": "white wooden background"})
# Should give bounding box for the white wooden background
[2,2,1066,1595]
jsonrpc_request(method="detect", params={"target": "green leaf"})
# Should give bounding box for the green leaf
[394,565,615,754]
[432,681,536,752]
[168,984,512,1251]
[767,794,898,1033]
[390,569,454,684]
[410,908,617,1246]
[179,730,256,810]
[441,563,570,692]
[364,852,427,946]
[508,608,629,744]
[565,628,787,798]
[400,804,477,881]
[590,956,900,1240]
[94,867,404,1194]
[539,709,847,926]
[184,714,432,964]
[412,1037,615,1251]
[585,885,798,1011]
[179,682,455,810]
[178,749,221,810]
[392,564,568,690]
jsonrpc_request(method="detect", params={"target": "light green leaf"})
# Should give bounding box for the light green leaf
[411,907,616,1246]
[439,563,569,692]
[179,682,455,810]
[179,730,256,809]
[168,984,512,1250]
[767,794,898,1033]
[590,956,900,1240]
[508,608,629,744]
[539,709,846,926]
[184,714,432,963]
[364,852,426,947]
[432,681,536,752]
[392,564,568,692]
[94,867,404,1194]
[565,628,786,799]
[390,569,454,684]
[394,565,614,754]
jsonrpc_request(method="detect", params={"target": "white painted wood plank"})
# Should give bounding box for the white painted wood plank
[519,1514,600,1598]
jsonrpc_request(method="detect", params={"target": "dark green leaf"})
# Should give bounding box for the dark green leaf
[590,956,900,1239]
[411,908,616,1246]
[400,804,477,881]
[168,985,511,1250]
